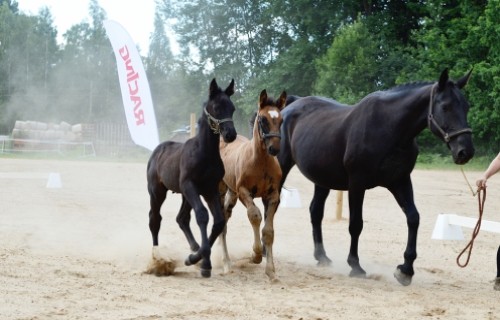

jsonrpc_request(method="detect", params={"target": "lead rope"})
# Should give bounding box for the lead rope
[456,167,486,268]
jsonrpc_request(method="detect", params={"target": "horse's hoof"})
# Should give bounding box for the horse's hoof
[394,268,412,286]
[266,270,278,283]
[200,268,211,278]
[251,253,263,264]
[185,256,194,266]
[316,257,332,267]
[349,269,367,278]
[185,253,202,266]
[269,276,280,284]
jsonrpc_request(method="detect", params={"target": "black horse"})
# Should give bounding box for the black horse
[278,69,474,286]
[147,78,237,278]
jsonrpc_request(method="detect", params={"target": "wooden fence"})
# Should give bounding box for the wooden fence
[3,121,140,157]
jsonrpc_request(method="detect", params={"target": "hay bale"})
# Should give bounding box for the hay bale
[14,121,26,130]
[12,129,21,139]
[65,131,76,141]
[34,121,47,131]
[60,121,71,131]
[72,124,82,133]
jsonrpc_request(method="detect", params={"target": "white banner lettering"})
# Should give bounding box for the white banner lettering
[104,20,159,151]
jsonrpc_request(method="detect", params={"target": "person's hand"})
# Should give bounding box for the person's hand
[476,177,487,190]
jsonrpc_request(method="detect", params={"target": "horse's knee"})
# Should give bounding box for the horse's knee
[261,226,274,245]
[247,206,262,225]
[149,211,162,232]
[194,207,210,226]
[175,213,189,228]
[212,218,226,237]
[406,211,420,229]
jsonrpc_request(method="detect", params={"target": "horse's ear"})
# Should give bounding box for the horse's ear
[456,69,473,89]
[225,79,235,97]
[438,68,449,91]
[209,78,219,98]
[277,91,287,111]
[259,89,268,109]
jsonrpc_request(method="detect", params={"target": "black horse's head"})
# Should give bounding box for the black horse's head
[204,78,237,143]
[256,89,287,156]
[428,69,475,165]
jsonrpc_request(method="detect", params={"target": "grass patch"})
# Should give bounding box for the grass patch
[416,153,491,171]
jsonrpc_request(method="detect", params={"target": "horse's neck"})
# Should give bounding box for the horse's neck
[251,117,267,155]
[383,85,433,137]
[197,118,221,154]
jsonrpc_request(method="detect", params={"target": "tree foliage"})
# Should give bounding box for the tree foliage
[0,0,498,153]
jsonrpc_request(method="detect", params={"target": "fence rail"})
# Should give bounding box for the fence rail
[2,122,138,157]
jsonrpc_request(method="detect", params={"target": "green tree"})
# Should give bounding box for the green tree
[314,18,381,103]
[398,0,498,151]
[0,3,59,133]
[50,0,121,124]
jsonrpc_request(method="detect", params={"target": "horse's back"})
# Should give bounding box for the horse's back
[147,140,185,193]
[279,96,352,189]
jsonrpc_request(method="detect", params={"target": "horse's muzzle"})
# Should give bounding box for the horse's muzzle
[268,145,279,156]
[454,147,474,165]
[222,127,237,143]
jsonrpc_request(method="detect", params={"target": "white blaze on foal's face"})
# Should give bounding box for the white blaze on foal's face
[268,110,279,119]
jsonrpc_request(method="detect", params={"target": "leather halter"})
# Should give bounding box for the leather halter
[427,83,472,143]
[257,115,281,140]
[204,107,233,134]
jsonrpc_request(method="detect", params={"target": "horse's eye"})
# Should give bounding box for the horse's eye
[260,117,269,127]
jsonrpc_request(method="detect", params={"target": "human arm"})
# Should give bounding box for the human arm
[476,151,500,189]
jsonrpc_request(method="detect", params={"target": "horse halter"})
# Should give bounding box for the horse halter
[204,107,233,135]
[257,115,281,140]
[427,83,472,143]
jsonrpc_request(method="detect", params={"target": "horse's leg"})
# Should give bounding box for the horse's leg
[220,188,238,273]
[347,188,367,277]
[176,196,200,252]
[310,185,332,265]
[387,177,419,286]
[148,184,167,246]
[277,136,295,188]
[239,188,263,264]
[182,182,213,278]
[261,192,280,281]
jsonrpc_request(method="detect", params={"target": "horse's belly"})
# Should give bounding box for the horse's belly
[296,164,348,190]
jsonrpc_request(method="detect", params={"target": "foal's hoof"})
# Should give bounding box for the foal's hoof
[316,256,332,267]
[349,269,367,279]
[394,268,412,286]
[185,253,201,266]
[251,253,263,264]
[200,268,211,278]
[185,256,196,266]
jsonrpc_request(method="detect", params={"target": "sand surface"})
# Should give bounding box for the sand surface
[1,158,499,319]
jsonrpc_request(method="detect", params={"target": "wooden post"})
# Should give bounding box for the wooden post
[190,113,196,138]
[335,190,343,220]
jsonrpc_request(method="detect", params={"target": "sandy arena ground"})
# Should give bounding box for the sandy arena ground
[1,157,499,319]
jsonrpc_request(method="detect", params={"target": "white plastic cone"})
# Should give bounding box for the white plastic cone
[280,187,302,208]
[431,213,464,240]
[46,172,62,188]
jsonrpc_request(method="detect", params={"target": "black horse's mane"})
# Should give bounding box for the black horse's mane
[385,81,434,93]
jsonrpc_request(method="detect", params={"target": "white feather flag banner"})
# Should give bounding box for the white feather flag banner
[104,20,159,151]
